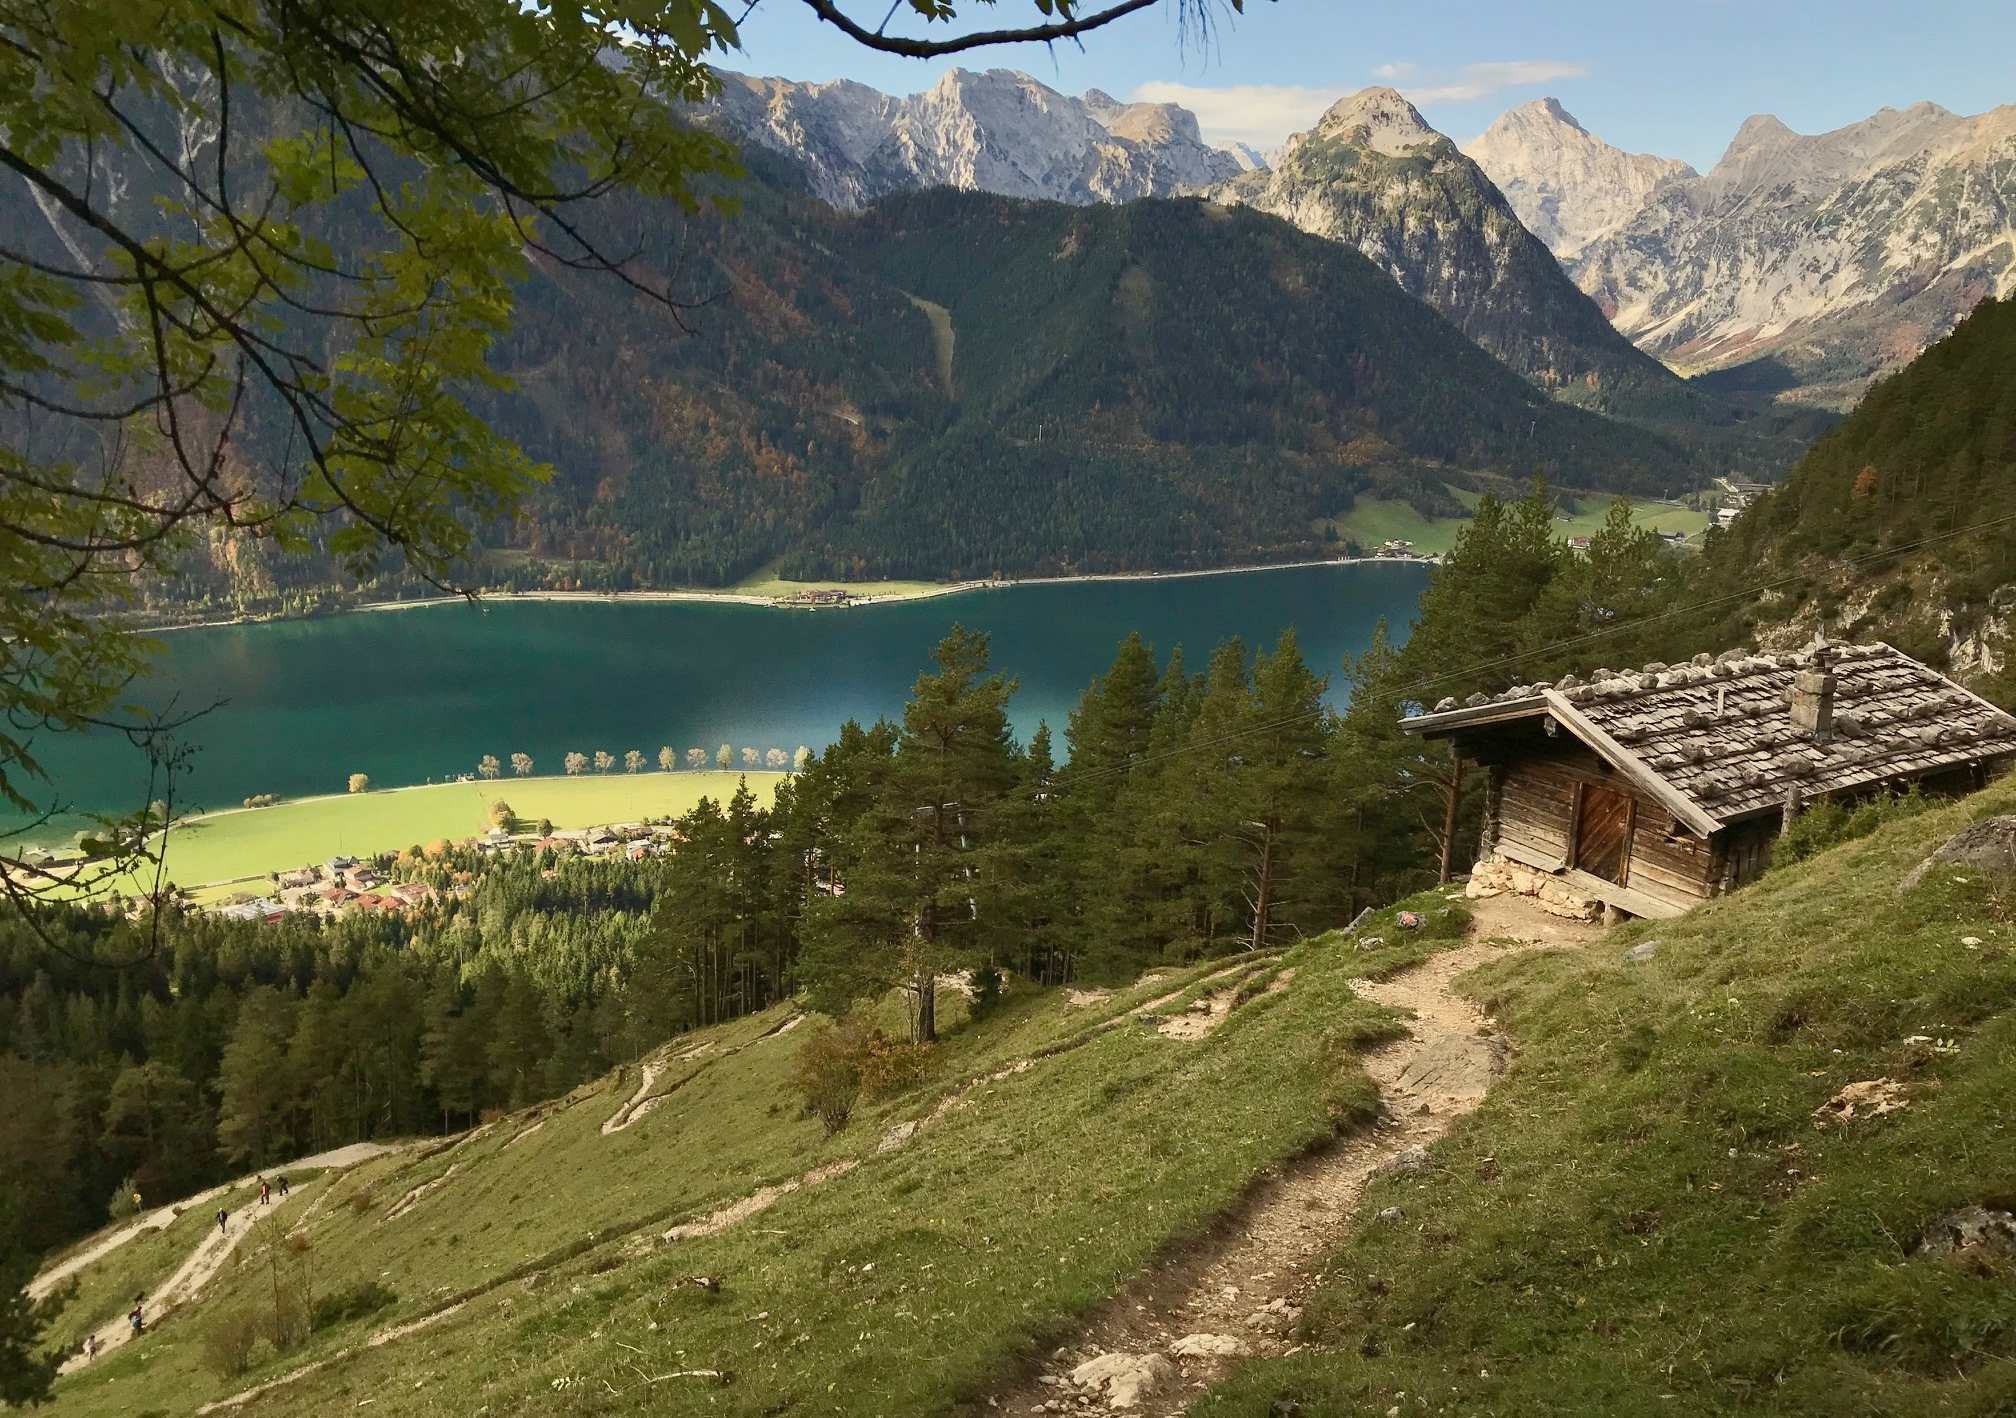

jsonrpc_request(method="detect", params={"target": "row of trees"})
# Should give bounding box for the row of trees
[478,746,816,778]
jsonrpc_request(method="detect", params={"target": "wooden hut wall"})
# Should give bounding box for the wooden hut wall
[1482,737,1718,910]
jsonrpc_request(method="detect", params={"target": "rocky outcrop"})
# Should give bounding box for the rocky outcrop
[706,67,1242,211]
[1568,102,2016,407]
[1462,98,1695,258]
[1899,815,2016,893]
[1067,1351,1173,1409]
[1914,1206,2016,1261]
[1209,88,1689,417]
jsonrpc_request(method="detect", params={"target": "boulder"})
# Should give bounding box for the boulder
[1067,1352,1174,1410]
[1899,815,2016,894]
[1914,1206,2016,1261]
[875,1121,919,1154]
[1623,939,1661,964]
[1813,1078,1908,1126]
[1243,1297,1303,1334]
[1168,1333,1246,1359]
[1373,1144,1433,1180]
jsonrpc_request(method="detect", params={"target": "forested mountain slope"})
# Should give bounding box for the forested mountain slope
[89,149,1714,608]
[776,188,1700,579]
[1695,295,2016,687]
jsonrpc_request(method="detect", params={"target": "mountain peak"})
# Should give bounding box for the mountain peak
[1462,101,1695,258]
[1523,97,1588,134]
[1314,86,1440,155]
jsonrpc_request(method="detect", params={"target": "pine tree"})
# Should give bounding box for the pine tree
[800,627,1017,1041]
[215,987,298,1166]
[1238,628,1333,949]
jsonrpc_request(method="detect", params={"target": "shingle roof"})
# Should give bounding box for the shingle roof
[1402,642,2016,828]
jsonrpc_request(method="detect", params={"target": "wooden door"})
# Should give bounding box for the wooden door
[1574,784,1633,884]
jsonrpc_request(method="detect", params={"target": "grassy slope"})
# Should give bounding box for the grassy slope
[108,773,779,893]
[44,779,2016,1417]
[1325,492,1709,557]
[1202,778,2016,1417]
[41,906,1478,1417]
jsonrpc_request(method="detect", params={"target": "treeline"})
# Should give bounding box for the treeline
[0,856,691,1258]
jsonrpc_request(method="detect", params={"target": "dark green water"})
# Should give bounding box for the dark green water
[47,563,1427,827]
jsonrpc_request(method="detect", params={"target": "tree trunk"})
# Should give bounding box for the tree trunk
[1248,821,1276,953]
[915,973,937,1045]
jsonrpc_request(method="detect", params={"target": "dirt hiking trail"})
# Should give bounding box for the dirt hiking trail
[986,892,1604,1415]
[32,1142,392,1306]
[51,1143,397,1375]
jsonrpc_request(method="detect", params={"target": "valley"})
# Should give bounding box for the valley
[5,7,2016,1417]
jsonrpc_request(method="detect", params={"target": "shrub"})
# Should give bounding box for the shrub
[310,1280,397,1332]
[1777,786,1931,868]
[857,1030,933,1098]
[791,1022,865,1135]
[265,1297,309,1353]
[200,1309,261,1377]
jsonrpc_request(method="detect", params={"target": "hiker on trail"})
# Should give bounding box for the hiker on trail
[276,1174,290,1198]
[128,1296,145,1335]
[216,1207,229,1235]
[82,1333,98,1363]
[259,1177,271,1205]
[130,1189,142,1214]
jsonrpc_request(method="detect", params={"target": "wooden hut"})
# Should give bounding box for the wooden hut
[1399,641,2016,920]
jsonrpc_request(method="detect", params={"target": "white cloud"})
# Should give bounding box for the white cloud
[1403,60,1587,105]
[1134,59,1588,152]
[1131,80,1345,150]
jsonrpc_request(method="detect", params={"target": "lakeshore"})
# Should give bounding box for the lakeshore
[24,559,1432,849]
[139,553,1433,634]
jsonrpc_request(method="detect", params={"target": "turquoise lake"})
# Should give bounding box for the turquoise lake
[47,562,1429,825]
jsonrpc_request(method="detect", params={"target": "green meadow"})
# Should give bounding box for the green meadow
[108,773,780,893]
[1324,488,1710,557]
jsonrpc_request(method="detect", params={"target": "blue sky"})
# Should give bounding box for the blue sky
[721,0,2016,170]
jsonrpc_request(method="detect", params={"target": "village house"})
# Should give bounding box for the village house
[276,866,319,890]
[1400,640,2016,920]
[217,897,287,924]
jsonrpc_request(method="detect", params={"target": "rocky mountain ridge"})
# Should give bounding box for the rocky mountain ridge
[1564,100,2016,407]
[706,66,1244,209]
[1206,88,1697,423]
[1460,97,1695,257]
